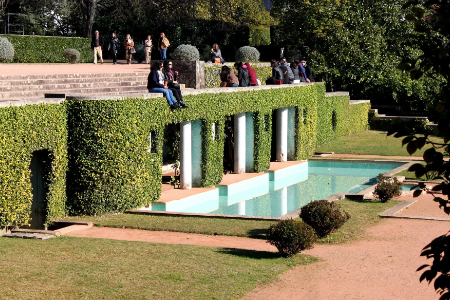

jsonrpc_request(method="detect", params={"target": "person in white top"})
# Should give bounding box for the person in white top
[145,35,152,64]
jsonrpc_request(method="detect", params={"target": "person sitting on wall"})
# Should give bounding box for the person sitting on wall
[279,57,293,84]
[147,60,180,110]
[234,62,250,87]
[220,66,239,87]
[209,43,225,64]
[266,59,284,85]
[244,62,259,86]
[163,60,188,108]
[301,60,314,83]
[294,60,310,83]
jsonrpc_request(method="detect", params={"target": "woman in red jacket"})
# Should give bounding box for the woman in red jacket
[244,63,258,86]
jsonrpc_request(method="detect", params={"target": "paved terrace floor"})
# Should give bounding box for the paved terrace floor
[0,61,150,75]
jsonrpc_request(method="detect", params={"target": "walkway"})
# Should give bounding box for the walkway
[66,188,450,299]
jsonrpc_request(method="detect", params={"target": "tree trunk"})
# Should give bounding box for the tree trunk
[80,0,96,38]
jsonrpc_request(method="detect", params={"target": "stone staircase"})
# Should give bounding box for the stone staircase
[370,108,437,127]
[0,72,150,100]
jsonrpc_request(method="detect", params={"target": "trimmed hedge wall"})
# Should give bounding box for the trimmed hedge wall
[0,35,91,63]
[205,65,272,88]
[0,83,370,222]
[0,103,67,229]
[316,91,371,146]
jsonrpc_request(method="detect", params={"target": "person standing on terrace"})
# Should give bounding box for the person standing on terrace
[144,35,153,64]
[108,32,120,65]
[91,30,104,65]
[147,61,180,110]
[158,32,170,61]
[123,34,135,65]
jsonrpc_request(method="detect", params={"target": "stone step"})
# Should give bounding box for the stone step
[3,232,56,240]
[0,80,148,92]
[0,71,148,81]
[1,86,150,100]
[0,75,149,87]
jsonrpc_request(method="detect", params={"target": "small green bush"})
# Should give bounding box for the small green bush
[172,44,200,61]
[300,200,350,238]
[235,46,260,62]
[63,48,80,64]
[373,173,402,203]
[0,37,14,62]
[134,44,146,63]
[268,219,316,258]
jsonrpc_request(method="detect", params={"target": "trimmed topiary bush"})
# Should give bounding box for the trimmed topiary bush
[235,46,260,62]
[172,44,200,61]
[63,48,80,64]
[300,200,350,238]
[373,173,402,203]
[268,219,316,258]
[0,37,14,62]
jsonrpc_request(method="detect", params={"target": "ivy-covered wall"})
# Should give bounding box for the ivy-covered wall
[316,90,371,146]
[0,84,370,223]
[0,103,67,229]
[0,35,91,63]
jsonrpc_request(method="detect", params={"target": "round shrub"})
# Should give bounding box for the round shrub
[268,219,316,258]
[134,44,146,63]
[235,46,260,62]
[373,173,402,203]
[63,48,80,64]
[300,200,350,238]
[172,44,200,61]
[0,37,14,62]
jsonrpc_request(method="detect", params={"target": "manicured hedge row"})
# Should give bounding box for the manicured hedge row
[316,92,371,146]
[0,35,91,63]
[205,65,272,88]
[0,103,67,229]
[66,85,319,215]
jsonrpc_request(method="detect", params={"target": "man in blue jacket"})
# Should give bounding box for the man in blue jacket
[301,60,314,83]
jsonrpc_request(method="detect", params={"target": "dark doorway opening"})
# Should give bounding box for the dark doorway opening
[29,150,52,230]
[223,115,234,174]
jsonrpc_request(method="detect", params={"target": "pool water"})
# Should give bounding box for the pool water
[143,160,406,217]
[209,161,405,218]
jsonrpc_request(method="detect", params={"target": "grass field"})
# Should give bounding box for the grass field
[62,199,398,244]
[316,130,446,157]
[0,237,315,299]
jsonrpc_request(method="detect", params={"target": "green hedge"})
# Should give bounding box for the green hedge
[0,84,371,221]
[316,92,371,146]
[205,65,272,88]
[0,104,67,229]
[0,35,91,63]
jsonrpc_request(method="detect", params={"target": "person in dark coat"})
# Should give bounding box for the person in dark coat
[91,30,104,64]
[244,62,258,86]
[147,61,180,110]
[301,60,314,82]
[266,59,284,85]
[163,60,188,108]
[234,62,250,87]
[107,32,120,65]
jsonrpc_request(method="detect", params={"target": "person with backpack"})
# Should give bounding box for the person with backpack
[280,57,294,84]
[234,62,250,87]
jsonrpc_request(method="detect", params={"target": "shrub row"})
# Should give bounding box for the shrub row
[0,84,370,225]
[0,35,91,63]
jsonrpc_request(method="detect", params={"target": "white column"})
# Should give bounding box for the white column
[276,108,288,162]
[238,201,246,216]
[234,113,246,174]
[180,121,192,189]
[280,186,288,216]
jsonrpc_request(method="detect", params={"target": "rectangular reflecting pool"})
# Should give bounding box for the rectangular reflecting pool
[142,160,406,218]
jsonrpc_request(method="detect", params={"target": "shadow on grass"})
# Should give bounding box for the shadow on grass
[217,248,282,259]
[246,228,269,240]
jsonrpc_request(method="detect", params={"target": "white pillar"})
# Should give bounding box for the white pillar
[276,108,288,162]
[234,113,246,174]
[280,186,288,216]
[238,201,246,216]
[180,121,192,189]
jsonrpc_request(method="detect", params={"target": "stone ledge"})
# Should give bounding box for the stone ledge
[349,100,370,105]
[0,98,64,107]
[325,91,349,97]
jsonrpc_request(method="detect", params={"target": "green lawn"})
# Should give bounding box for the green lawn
[0,237,315,300]
[316,130,446,157]
[62,199,398,244]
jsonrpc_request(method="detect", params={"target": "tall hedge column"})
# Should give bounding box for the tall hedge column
[180,121,192,189]
[234,113,246,174]
[276,108,288,162]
